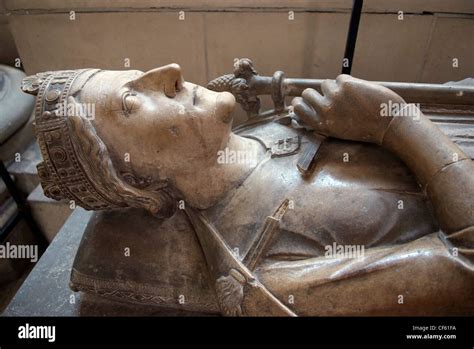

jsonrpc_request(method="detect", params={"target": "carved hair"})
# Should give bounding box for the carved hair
[67,106,176,218]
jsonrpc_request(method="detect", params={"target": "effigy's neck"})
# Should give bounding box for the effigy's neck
[173,133,267,210]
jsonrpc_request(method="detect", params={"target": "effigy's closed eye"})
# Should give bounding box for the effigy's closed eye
[122,90,138,116]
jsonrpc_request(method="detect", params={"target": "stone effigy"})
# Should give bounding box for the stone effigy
[21,59,474,316]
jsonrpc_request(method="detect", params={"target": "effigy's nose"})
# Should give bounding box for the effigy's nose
[131,63,184,97]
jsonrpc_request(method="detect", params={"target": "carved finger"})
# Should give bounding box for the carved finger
[335,74,353,86]
[302,88,328,112]
[321,79,338,99]
[291,97,320,127]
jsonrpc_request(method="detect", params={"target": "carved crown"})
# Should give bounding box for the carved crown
[22,69,126,210]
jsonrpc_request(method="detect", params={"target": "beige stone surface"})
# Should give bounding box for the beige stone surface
[7,9,473,87]
[421,16,474,84]
[352,14,434,82]
[205,12,348,81]
[8,12,208,84]
[3,0,474,14]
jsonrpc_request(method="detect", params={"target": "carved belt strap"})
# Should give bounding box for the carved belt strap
[185,206,296,317]
[242,199,290,271]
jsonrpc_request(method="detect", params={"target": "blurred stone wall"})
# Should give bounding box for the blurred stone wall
[0,0,19,65]
[1,0,473,84]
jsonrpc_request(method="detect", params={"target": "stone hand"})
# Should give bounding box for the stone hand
[291,75,406,144]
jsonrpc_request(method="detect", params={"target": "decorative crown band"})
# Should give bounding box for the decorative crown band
[22,69,126,210]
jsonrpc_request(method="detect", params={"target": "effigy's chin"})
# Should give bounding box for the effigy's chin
[215,91,236,124]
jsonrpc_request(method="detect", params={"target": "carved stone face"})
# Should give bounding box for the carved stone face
[78,64,236,181]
